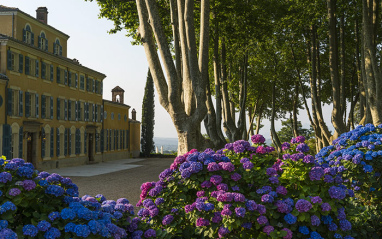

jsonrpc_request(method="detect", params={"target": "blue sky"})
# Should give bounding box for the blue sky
[2,0,335,140]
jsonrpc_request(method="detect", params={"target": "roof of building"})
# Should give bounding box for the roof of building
[112,86,125,92]
[0,33,106,79]
[0,5,69,38]
[103,99,130,108]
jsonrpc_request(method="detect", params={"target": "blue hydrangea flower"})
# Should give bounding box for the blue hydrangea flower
[23,224,38,237]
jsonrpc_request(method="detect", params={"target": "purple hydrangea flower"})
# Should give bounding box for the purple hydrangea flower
[251,134,265,144]
[257,215,268,225]
[310,167,324,181]
[328,186,347,200]
[162,215,174,225]
[321,202,331,211]
[295,199,312,212]
[263,225,274,235]
[196,218,210,227]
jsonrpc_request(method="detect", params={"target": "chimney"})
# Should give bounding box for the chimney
[132,109,136,121]
[36,7,48,24]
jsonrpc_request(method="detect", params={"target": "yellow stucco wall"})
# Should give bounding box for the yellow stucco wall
[0,11,69,57]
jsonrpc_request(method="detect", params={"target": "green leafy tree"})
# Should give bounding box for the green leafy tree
[141,69,155,157]
[277,119,314,144]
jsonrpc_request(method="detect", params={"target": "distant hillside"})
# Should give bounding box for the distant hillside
[153,137,273,153]
[154,137,178,152]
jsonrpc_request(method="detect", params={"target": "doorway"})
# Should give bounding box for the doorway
[26,132,36,166]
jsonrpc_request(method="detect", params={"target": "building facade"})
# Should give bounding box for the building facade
[0,5,140,170]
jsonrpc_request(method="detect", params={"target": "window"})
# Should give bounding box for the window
[80,75,85,90]
[68,100,76,121]
[56,67,62,84]
[118,113,121,121]
[56,98,65,120]
[104,111,107,119]
[53,39,62,56]
[111,112,114,120]
[25,57,38,77]
[39,32,48,51]
[7,89,22,117]
[79,101,84,121]
[25,92,39,118]
[68,72,78,88]
[41,62,52,81]
[41,95,53,119]
[23,25,34,45]
[7,50,23,73]
[89,103,94,122]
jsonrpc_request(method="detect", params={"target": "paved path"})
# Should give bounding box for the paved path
[49,157,175,206]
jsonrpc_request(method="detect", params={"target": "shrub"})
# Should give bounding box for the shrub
[0,157,150,238]
[315,124,382,238]
[136,135,355,238]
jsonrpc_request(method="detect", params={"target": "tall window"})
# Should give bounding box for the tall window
[7,89,22,117]
[39,32,48,51]
[53,39,62,56]
[23,25,34,45]
[25,92,39,118]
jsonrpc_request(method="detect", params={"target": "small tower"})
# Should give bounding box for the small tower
[112,86,125,104]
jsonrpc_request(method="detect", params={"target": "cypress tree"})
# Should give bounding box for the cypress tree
[141,69,155,157]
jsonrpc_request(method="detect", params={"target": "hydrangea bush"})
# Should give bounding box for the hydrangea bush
[135,135,356,238]
[0,125,380,238]
[315,124,382,238]
[0,157,151,238]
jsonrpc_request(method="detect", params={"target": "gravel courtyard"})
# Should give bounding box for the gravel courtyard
[50,157,175,206]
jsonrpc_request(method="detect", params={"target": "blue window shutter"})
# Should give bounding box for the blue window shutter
[100,105,103,123]
[31,32,35,46]
[19,54,23,73]
[68,100,71,121]
[41,62,46,79]
[68,71,72,86]
[68,130,71,155]
[84,132,88,154]
[127,130,130,149]
[59,46,62,56]
[56,67,60,83]
[76,129,80,154]
[25,56,30,75]
[19,90,23,117]
[100,81,103,95]
[64,100,67,121]
[80,75,84,90]
[19,127,23,158]
[53,42,56,54]
[75,74,78,88]
[50,128,54,157]
[35,60,39,77]
[92,104,95,122]
[64,128,68,156]
[38,36,41,48]
[64,70,68,85]
[23,29,26,42]
[45,39,49,51]
[41,95,46,119]
[95,80,98,93]
[56,128,60,157]
[75,101,78,121]
[92,79,95,93]
[50,97,53,119]
[57,98,60,120]
[7,88,12,116]
[95,104,98,122]
[3,124,11,159]
[101,130,104,152]
[86,77,89,91]
[25,92,30,117]
[106,129,109,151]
[50,65,54,81]
[41,128,45,158]
[35,94,39,118]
